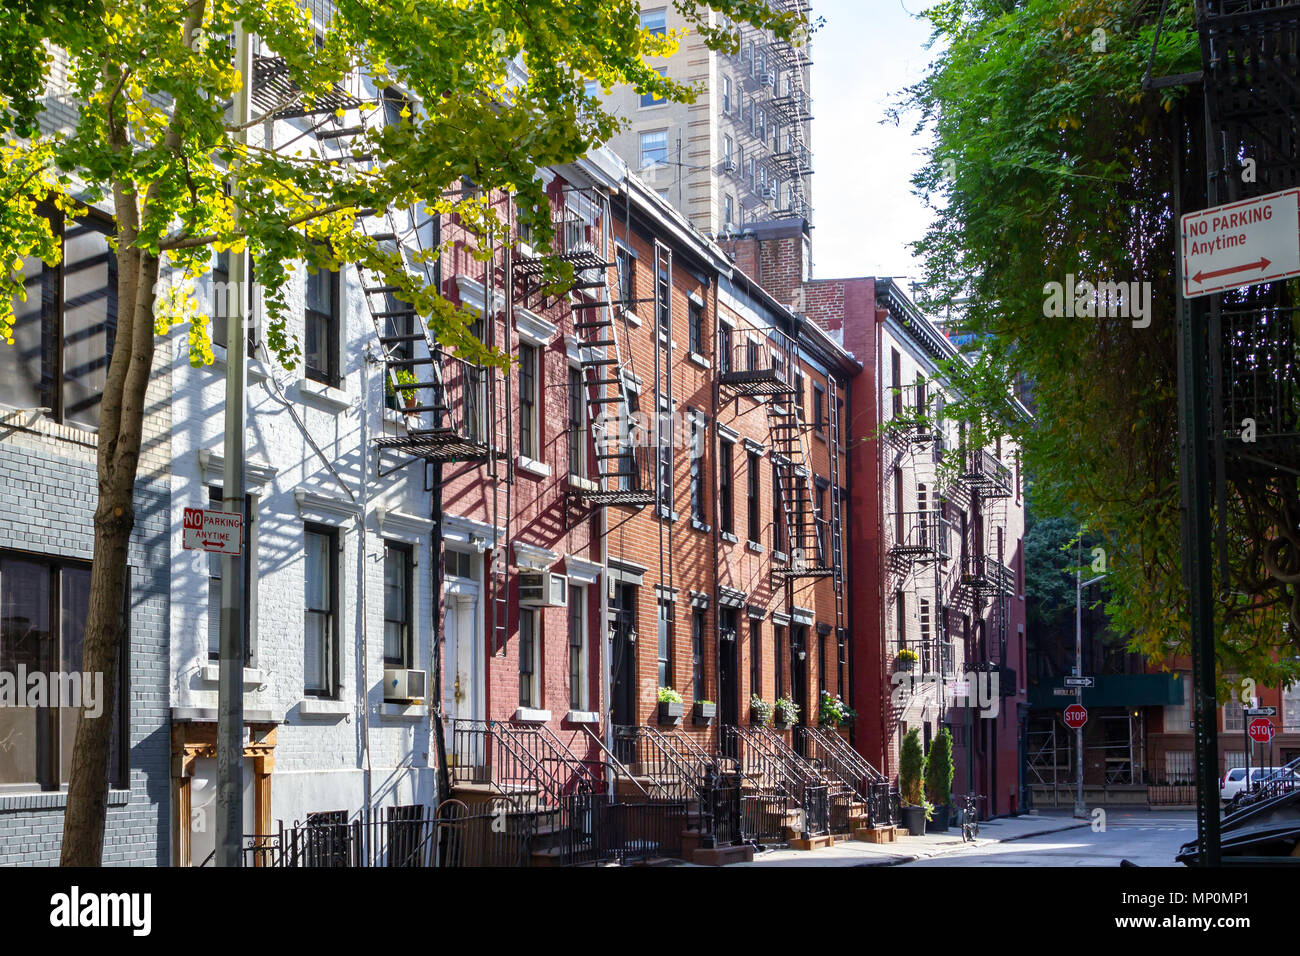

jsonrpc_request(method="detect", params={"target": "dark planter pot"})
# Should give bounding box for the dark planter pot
[895,658,916,672]
[692,701,716,726]
[900,805,927,836]
[657,701,684,725]
[928,805,950,832]
[750,706,770,726]
[773,709,795,730]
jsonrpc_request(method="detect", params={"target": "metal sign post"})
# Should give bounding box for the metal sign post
[216,21,252,869]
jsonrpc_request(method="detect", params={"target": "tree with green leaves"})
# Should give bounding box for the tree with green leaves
[898,0,1300,691]
[0,0,801,865]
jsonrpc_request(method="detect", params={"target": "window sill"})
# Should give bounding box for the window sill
[569,474,599,494]
[721,531,739,545]
[814,430,827,443]
[297,698,351,720]
[656,506,679,524]
[773,550,788,564]
[296,377,352,412]
[688,351,711,370]
[565,710,601,725]
[516,455,552,478]
[620,310,642,327]
[379,702,428,719]
[513,707,551,725]
[199,664,268,688]
[0,788,132,812]
[746,540,765,554]
[383,407,411,429]
[691,518,711,534]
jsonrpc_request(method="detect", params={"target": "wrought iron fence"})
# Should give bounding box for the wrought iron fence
[555,792,686,866]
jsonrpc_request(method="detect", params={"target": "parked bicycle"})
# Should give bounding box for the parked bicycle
[960,793,983,842]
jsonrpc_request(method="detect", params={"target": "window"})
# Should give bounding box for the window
[895,592,906,649]
[692,609,707,702]
[568,366,587,477]
[837,628,847,697]
[688,298,705,354]
[304,524,340,698]
[818,627,826,692]
[757,108,766,141]
[657,596,674,688]
[774,624,785,699]
[746,450,761,543]
[722,76,732,113]
[0,554,126,790]
[444,547,474,580]
[1164,751,1194,785]
[890,348,903,417]
[772,460,786,553]
[1285,683,1300,732]
[207,487,255,665]
[519,343,539,459]
[1164,674,1192,731]
[794,370,805,420]
[1,206,117,428]
[640,8,667,34]
[724,195,734,228]
[746,157,755,187]
[620,389,641,492]
[719,439,734,534]
[719,321,734,372]
[383,542,413,668]
[615,245,636,310]
[813,383,825,432]
[815,479,828,562]
[211,249,257,356]
[748,40,757,75]
[723,134,733,166]
[519,609,538,708]
[751,619,762,698]
[640,67,667,108]
[1223,689,1244,732]
[919,598,931,668]
[569,584,586,710]
[689,424,706,525]
[640,129,668,170]
[465,314,487,442]
[304,264,340,386]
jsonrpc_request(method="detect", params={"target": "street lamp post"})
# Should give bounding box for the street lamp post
[1074,537,1106,819]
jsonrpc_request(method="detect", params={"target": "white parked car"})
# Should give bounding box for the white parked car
[1220,767,1300,802]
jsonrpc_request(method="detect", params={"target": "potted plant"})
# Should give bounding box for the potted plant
[749,694,772,727]
[818,690,857,729]
[924,728,954,832]
[899,727,927,835]
[385,367,421,410]
[657,686,684,725]
[693,699,716,725]
[773,695,799,730]
[894,647,919,672]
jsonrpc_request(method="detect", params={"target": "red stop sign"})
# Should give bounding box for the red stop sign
[1063,704,1088,729]
[1248,717,1275,743]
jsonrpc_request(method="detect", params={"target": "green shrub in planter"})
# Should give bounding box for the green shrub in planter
[749,694,772,727]
[773,695,799,727]
[924,728,954,807]
[899,727,925,807]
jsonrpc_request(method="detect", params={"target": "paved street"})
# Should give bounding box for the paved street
[734,810,1195,867]
[901,811,1196,868]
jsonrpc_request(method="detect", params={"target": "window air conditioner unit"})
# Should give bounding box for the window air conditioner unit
[384,668,427,703]
[519,570,569,607]
[724,159,736,172]
[765,71,777,87]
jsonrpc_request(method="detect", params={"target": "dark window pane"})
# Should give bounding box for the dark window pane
[0,558,51,786]
[0,255,47,410]
[61,216,117,428]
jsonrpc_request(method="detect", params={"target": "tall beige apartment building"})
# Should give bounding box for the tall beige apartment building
[596,1,813,238]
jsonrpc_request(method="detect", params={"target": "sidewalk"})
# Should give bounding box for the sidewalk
[729,810,1090,867]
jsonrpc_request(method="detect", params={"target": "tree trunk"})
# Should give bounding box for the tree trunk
[60,237,160,866]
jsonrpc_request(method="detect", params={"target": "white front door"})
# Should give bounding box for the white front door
[443,573,481,765]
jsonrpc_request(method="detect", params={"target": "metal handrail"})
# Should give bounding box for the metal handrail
[580,725,650,799]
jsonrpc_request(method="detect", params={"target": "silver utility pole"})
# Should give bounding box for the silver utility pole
[216,22,253,868]
[1074,535,1105,819]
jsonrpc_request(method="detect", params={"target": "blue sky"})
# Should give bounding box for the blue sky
[809,0,941,283]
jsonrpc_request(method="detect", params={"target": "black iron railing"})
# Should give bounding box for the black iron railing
[890,510,952,561]
[959,448,1013,496]
[962,553,1015,596]
[555,792,686,866]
